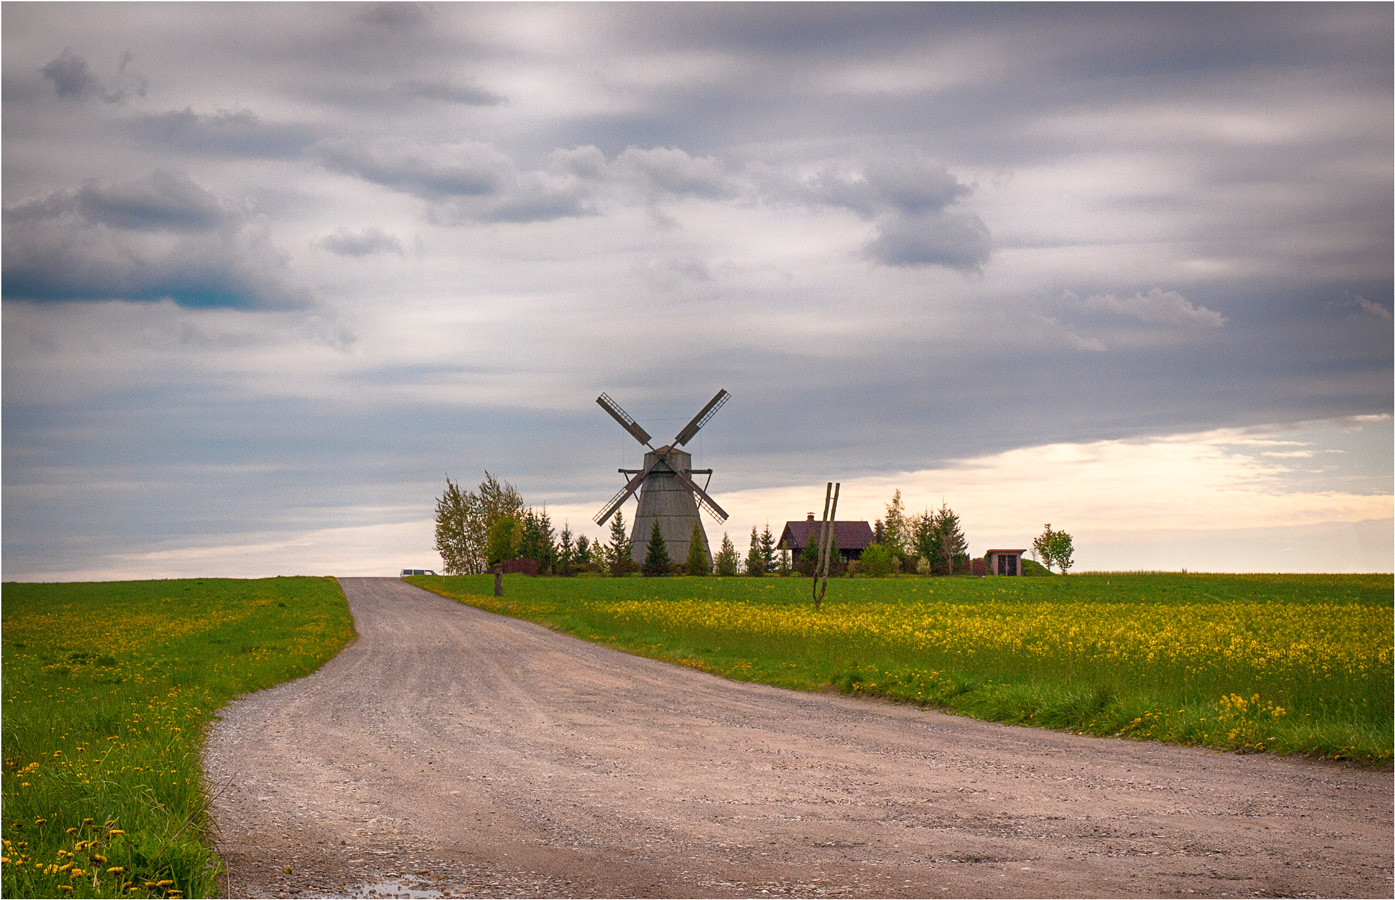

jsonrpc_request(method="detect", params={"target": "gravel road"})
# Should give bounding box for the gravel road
[202,577,1392,898]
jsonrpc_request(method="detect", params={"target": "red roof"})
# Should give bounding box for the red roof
[778,519,875,551]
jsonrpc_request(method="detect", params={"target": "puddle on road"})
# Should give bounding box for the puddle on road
[348,881,447,899]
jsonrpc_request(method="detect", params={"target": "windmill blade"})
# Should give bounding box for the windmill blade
[593,465,651,525]
[670,466,729,523]
[597,393,652,446]
[673,389,729,446]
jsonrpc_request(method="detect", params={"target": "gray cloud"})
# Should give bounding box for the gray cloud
[806,157,971,219]
[316,227,404,257]
[759,153,991,271]
[398,78,505,107]
[1081,289,1228,329]
[319,138,599,224]
[3,173,307,309]
[40,48,144,104]
[863,208,991,271]
[2,3,1390,578]
[75,170,228,232]
[318,138,509,199]
[613,146,736,199]
[127,108,318,158]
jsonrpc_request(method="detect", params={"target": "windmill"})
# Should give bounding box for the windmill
[594,389,730,565]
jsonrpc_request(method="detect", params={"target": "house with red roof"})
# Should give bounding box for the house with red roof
[777,513,876,561]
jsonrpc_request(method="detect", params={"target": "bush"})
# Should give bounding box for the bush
[860,542,895,578]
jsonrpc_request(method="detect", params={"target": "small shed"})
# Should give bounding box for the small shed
[985,549,1026,576]
[778,514,875,561]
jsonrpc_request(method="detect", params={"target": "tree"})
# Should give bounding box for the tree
[1033,524,1075,574]
[518,508,556,574]
[475,472,524,569]
[714,532,741,576]
[487,514,521,566]
[759,523,777,573]
[745,526,766,576]
[797,532,820,576]
[433,472,525,574]
[608,511,634,576]
[536,508,557,573]
[1033,524,1057,573]
[860,542,895,577]
[575,534,592,569]
[684,521,710,576]
[934,502,969,575]
[883,489,908,560]
[1050,527,1075,574]
[642,521,672,576]
[557,523,575,576]
[433,476,472,574]
[911,509,937,572]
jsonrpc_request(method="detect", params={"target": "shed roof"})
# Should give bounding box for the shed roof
[779,519,875,551]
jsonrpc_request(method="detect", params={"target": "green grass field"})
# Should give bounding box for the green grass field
[411,571,1393,766]
[1,577,355,899]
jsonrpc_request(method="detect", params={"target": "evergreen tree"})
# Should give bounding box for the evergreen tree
[911,509,937,571]
[608,511,633,576]
[797,532,820,576]
[684,521,710,575]
[536,508,557,574]
[642,520,672,576]
[518,509,547,571]
[873,518,886,545]
[714,532,741,576]
[575,534,593,571]
[934,501,969,575]
[745,526,766,576]
[759,523,777,573]
[557,523,575,576]
[776,548,791,576]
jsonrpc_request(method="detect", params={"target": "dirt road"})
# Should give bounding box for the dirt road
[202,577,1391,898]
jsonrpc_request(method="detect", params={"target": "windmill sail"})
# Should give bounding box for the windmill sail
[594,390,730,565]
[674,388,729,446]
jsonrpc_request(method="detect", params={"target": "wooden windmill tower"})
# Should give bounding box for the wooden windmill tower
[594,389,730,565]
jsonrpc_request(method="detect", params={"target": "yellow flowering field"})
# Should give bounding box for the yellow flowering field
[1,578,354,899]
[416,572,1392,765]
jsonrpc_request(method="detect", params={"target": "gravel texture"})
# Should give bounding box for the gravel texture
[202,577,1392,898]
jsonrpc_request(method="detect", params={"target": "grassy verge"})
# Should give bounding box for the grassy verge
[411,572,1392,766]
[1,577,355,899]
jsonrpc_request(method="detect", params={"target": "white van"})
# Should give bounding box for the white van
[400,568,437,576]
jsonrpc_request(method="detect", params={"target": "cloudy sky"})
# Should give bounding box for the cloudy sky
[4,2,1391,581]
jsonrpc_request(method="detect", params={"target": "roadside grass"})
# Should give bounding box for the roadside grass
[411,572,1393,766]
[1,577,355,899]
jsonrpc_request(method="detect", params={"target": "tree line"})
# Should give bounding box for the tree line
[434,475,1073,577]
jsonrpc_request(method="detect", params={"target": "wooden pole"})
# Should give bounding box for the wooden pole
[813,482,840,609]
